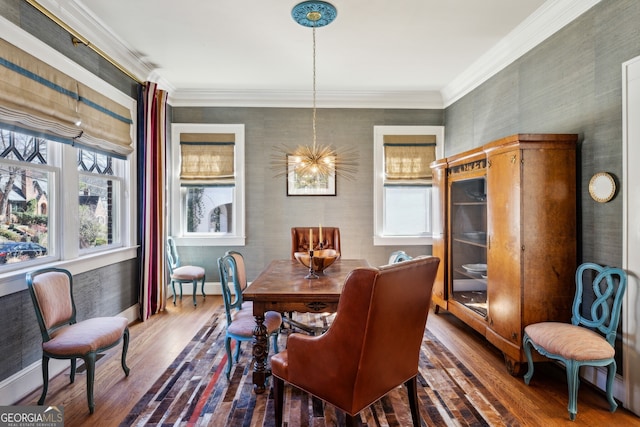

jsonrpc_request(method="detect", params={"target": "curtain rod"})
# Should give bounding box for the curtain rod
[25,0,143,84]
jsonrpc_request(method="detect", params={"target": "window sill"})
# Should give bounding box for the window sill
[174,235,246,246]
[373,235,434,246]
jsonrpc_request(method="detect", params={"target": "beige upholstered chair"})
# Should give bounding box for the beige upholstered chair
[271,256,440,426]
[523,262,627,421]
[167,236,206,305]
[217,251,282,379]
[27,267,130,414]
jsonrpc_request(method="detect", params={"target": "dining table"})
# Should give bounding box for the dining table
[243,258,369,394]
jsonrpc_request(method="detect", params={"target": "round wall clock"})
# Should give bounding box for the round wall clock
[589,172,616,203]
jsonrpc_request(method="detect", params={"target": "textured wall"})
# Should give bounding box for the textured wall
[445,0,640,267]
[171,107,443,280]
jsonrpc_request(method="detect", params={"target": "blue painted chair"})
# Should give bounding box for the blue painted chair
[388,250,412,264]
[27,267,130,414]
[523,262,627,421]
[217,251,282,379]
[167,236,206,306]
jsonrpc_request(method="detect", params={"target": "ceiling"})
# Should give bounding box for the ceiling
[34,0,599,108]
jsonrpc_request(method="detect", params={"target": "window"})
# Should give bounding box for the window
[78,149,122,250]
[0,130,52,266]
[373,126,444,246]
[170,124,245,246]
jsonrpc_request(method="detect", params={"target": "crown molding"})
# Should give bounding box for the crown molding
[441,0,602,107]
[28,0,601,109]
[168,89,444,109]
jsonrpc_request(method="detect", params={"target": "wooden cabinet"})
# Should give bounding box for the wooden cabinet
[430,134,578,374]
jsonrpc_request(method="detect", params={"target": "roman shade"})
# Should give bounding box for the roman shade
[383,134,436,182]
[179,133,235,182]
[0,38,133,157]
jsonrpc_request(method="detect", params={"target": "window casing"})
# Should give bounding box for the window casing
[170,124,245,246]
[373,125,444,246]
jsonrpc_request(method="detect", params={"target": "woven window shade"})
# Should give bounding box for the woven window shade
[0,38,133,157]
[180,133,235,181]
[383,134,436,181]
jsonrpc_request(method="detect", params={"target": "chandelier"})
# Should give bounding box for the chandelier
[272,1,358,181]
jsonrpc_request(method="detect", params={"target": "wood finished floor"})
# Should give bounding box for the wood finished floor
[16,294,640,426]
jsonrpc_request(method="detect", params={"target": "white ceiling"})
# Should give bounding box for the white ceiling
[35,0,600,108]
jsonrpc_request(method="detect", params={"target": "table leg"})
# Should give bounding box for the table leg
[251,312,269,394]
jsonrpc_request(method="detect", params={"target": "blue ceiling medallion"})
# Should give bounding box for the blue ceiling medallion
[292,1,337,28]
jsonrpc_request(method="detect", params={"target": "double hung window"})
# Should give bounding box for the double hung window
[171,124,245,246]
[373,126,444,245]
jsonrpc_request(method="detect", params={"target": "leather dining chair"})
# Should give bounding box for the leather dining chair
[27,267,130,414]
[523,262,627,421]
[290,226,340,257]
[217,251,282,379]
[271,256,440,426]
[166,236,206,306]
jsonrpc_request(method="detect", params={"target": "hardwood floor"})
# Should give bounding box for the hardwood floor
[17,295,640,426]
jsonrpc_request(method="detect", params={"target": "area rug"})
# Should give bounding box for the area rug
[120,307,520,426]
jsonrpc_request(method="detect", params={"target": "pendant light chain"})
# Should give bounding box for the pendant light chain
[312,26,317,151]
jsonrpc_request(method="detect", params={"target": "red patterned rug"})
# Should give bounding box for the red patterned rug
[120,307,518,426]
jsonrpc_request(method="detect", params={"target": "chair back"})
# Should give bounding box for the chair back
[291,226,340,258]
[283,256,439,413]
[388,250,412,264]
[166,236,180,273]
[572,262,627,346]
[27,268,77,342]
[217,251,248,324]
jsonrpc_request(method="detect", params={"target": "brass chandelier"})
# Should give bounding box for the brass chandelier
[272,1,358,181]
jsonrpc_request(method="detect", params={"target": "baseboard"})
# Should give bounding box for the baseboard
[0,304,140,405]
[168,281,223,297]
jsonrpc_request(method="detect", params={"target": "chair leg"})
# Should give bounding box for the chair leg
[225,336,233,379]
[274,376,284,427]
[192,280,197,306]
[522,334,535,385]
[345,414,361,427]
[271,331,279,353]
[201,275,206,299]
[566,360,580,421]
[171,280,177,305]
[121,328,131,376]
[70,357,77,383]
[38,355,49,405]
[84,352,97,414]
[405,376,421,427]
[606,361,618,412]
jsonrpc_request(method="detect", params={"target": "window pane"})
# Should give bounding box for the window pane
[383,186,431,235]
[184,186,234,233]
[79,174,120,248]
[0,161,50,264]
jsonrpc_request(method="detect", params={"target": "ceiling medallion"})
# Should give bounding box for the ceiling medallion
[291,1,337,28]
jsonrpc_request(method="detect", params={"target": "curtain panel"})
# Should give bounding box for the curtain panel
[138,82,168,319]
[0,38,133,157]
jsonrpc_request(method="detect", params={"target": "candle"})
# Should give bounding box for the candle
[319,223,322,241]
[309,228,313,248]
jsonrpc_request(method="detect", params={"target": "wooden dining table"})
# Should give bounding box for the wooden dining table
[243,258,369,393]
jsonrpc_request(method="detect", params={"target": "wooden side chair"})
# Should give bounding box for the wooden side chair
[271,256,440,426]
[217,251,282,379]
[523,262,627,420]
[27,267,130,414]
[166,236,206,306]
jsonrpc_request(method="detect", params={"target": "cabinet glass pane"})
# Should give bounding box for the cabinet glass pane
[450,177,487,316]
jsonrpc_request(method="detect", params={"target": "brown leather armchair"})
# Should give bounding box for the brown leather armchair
[290,226,340,258]
[271,256,440,426]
